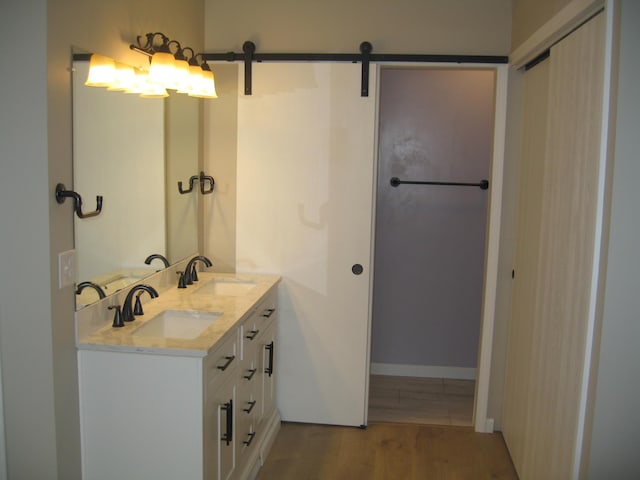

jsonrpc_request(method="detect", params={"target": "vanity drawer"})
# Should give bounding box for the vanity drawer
[240,291,277,362]
[255,290,278,327]
[203,331,238,385]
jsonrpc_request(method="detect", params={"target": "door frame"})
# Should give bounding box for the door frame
[364,63,509,433]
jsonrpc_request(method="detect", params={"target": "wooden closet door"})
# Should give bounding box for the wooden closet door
[503,12,605,479]
[502,55,550,474]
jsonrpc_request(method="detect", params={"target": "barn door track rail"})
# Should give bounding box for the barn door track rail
[201,41,508,97]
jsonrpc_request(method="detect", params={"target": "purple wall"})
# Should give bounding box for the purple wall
[371,68,495,369]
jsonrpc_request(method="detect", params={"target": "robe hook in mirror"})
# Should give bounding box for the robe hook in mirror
[55,183,103,218]
[178,174,199,194]
[199,171,214,194]
[177,171,214,195]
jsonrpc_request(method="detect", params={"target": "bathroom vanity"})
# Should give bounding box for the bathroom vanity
[76,269,280,480]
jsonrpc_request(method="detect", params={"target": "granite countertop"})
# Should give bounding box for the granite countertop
[77,272,280,357]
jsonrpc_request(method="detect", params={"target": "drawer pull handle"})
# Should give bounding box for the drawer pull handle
[244,368,257,380]
[243,400,257,414]
[261,308,275,318]
[243,431,256,446]
[245,329,259,340]
[220,400,233,445]
[217,355,235,371]
[265,341,274,377]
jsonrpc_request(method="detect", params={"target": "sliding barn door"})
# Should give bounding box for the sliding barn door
[236,63,377,426]
[503,13,605,479]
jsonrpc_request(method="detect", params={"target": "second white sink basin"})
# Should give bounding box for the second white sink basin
[132,310,221,339]
[195,278,257,296]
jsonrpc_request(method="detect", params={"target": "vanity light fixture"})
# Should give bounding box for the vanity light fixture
[84,53,169,97]
[82,32,217,99]
[130,32,217,99]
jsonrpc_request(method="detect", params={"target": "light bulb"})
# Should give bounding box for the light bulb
[85,54,116,87]
[148,51,175,88]
[107,63,136,91]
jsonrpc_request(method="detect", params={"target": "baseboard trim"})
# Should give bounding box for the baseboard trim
[371,363,477,380]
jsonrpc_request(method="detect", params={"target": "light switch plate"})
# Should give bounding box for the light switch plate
[58,249,76,289]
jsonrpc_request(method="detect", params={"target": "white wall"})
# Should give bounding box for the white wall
[0,3,60,478]
[0,0,204,478]
[205,0,511,55]
[586,1,640,476]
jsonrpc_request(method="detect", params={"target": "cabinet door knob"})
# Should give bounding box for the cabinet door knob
[352,264,363,275]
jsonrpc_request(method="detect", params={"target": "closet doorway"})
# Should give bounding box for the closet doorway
[369,67,496,427]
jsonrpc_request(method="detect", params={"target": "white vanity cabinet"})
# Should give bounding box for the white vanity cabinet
[234,290,278,479]
[78,281,279,480]
[203,333,239,480]
[260,320,277,421]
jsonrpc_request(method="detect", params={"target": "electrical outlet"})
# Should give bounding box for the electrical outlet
[58,249,76,289]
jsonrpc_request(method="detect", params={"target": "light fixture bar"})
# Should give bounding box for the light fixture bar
[129,45,152,57]
[129,33,217,98]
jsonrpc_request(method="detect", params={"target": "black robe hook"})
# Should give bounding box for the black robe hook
[55,183,103,219]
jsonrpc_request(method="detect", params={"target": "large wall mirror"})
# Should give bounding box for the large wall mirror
[72,52,200,309]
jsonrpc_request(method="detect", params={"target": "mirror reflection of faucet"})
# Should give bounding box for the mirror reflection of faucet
[76,281,106,299]
[144,253,170,270]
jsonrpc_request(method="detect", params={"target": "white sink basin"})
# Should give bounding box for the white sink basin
[132,310,221,339]
[195,278,257,297]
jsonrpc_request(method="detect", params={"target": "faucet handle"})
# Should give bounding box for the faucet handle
[191,264,199,282]
[177,271,187,289]
[133,293,145,316]
[109,305,124,328]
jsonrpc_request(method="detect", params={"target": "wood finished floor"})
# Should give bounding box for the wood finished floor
[257,422,518,480]
[368,375,475,426]
[257,376,517,479]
